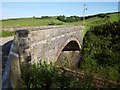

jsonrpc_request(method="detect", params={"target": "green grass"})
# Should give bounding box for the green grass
[0,30,15,37]
[1,17,64,28]
[109,13,119,22]
[1,12,119,28]
[1,12,119,37]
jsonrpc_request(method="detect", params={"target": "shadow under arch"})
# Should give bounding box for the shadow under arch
[55,37,81,67]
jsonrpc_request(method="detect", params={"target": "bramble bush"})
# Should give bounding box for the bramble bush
[81,21,120,81]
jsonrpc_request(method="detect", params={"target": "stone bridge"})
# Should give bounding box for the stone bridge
[2,25,84,88]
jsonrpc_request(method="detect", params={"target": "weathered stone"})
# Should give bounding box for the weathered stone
[2,25,84,88]
[15,30,30,37]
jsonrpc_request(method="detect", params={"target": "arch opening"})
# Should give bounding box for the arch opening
[62,41,80,51]
[56,40,81,68]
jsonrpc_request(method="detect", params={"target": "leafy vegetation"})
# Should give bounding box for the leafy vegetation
[18,61,95,89]
[48,21,63,25]
[81,21,120,81]
[57,15,82,22]
[33,16,52,19]
[18,59,120,89]
[41,16,52,19]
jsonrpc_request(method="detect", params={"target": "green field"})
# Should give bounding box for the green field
[2,17,64,28]
[1,12,119,28]
[1,12,119,37]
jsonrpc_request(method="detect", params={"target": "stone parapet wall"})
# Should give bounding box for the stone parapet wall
[29,26,83,63]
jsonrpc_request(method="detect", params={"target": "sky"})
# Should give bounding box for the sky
[2,0,120,2]
[1,2,119,19]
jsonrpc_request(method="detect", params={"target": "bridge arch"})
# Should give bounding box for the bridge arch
[55,36,81,62]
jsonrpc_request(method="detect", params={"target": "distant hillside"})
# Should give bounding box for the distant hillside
[1,12,119,28]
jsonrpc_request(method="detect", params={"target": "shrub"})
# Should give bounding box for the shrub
[41,16,51,19]
[57,15,66,22]
[57,15,82,22]
[81,21,120,81]
[18,61,95,89]
[48,21,56,25]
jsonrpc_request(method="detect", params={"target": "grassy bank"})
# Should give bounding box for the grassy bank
[1,12,119,37]
[80,21,120,81]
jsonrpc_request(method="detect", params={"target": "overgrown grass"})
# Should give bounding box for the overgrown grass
[0,30,15,37]
[18,61,95,89]
[80,21,120,81]
[18,60,120,89]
